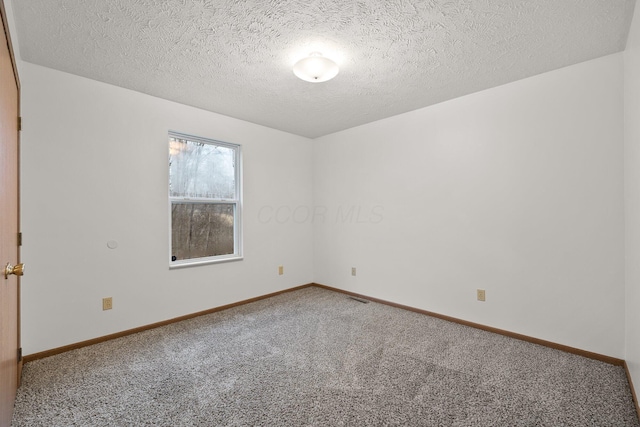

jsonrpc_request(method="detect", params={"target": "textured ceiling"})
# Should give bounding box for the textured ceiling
[11,0,637,138]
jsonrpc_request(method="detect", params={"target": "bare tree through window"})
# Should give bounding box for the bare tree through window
[169,133,241,264]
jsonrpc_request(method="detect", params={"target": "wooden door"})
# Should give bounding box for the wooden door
[0,1,20,426]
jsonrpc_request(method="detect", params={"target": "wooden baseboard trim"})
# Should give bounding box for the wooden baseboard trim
[24,282,625,369]
[311,283,625,367]
[23,283,315,363]
[625,361,640,423]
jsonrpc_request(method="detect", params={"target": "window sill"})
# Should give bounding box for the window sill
[169,256,244,269]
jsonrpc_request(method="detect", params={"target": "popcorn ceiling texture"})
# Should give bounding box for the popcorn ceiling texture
[12,0,636,138]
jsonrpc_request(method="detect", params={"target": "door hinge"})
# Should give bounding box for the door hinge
[18,116,21,131]
[17,348,22,362]
[17,232,22,246]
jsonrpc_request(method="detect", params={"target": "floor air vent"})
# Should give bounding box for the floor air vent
[348,296,370,304]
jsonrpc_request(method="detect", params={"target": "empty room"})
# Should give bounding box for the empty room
[2,0,640,425]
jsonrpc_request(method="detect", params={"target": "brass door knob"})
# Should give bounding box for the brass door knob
[4,263,24,279]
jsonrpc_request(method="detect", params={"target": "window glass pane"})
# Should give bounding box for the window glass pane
[171,203,235,261]
[169,137,235,199]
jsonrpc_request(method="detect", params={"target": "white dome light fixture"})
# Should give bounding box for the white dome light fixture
[293,52,339,83]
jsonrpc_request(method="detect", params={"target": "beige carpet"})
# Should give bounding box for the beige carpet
[12,287,640,426]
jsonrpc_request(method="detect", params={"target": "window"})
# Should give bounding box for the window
[169,132,242,267]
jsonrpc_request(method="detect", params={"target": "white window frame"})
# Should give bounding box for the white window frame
[168,131,243,268]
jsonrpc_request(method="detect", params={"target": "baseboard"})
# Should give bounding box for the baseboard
[23,281,625,368]
[625,361,640,423]
[23,283,315,363]
[311,283,625,367]
[18,281,639,423]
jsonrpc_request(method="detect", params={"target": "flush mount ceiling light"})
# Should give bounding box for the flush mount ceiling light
[293,52,339,83]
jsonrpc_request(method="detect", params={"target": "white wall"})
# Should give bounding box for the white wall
[19,62,314,355]
[314,54,625,358]
[625,1,640,401]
